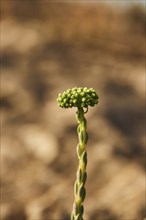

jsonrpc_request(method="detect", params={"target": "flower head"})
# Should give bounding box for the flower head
[57,87,99,108]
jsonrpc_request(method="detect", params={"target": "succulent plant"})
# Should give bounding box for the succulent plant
[57,87,99,220]
[57,87,98,109]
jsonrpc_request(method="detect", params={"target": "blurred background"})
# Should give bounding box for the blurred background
[1,1,145,220]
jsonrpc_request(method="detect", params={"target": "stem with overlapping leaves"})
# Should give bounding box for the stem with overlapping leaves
[71,107,88,220]
[57,87,99,220]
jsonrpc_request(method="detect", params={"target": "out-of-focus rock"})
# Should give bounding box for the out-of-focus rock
[1,135,27,175]
[1,20,40,53]
[26,181,71,220]
[1,204,27,220]
[19,125,58,164]
[86,161,145,219]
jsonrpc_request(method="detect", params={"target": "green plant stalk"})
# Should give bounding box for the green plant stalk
[71,107,88,220]
[57,87,98,220]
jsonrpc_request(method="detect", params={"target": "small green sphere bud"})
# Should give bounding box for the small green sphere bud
[57,87,99,108]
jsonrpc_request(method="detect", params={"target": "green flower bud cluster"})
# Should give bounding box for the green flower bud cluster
[57,87,98,108]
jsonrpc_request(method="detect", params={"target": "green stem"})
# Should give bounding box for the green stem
[71,107,88,220]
